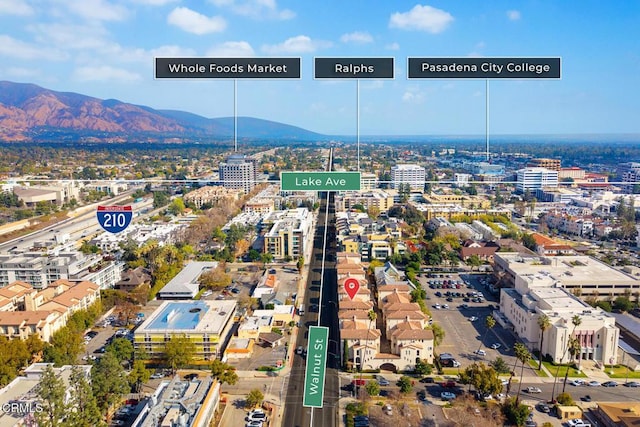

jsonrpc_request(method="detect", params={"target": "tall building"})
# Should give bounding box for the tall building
[618,162,640,193]
[516,167,558,193]
[219,154,257,193]
[390,164,425,190]
[528,158,561,171]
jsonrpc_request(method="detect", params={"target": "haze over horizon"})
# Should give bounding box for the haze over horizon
[0,1,639,136]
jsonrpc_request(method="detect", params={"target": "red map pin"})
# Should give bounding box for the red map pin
[344,278,360,301]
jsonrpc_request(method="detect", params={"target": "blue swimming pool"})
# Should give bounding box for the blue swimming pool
[147,301,209,330]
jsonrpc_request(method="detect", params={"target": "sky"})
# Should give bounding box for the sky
[1,0,639,136]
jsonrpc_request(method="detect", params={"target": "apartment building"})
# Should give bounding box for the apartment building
[263,208,312,260]
[335,189,395,214]
[390,164,426,190]
[183,186,241,208]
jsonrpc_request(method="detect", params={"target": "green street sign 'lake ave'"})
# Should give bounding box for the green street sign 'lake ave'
[303,326,329,408]
[281,172,361,191]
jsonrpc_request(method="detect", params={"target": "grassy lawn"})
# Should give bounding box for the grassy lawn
[527,360,549,377]
[604,365,640,379]
[542,361,587,378]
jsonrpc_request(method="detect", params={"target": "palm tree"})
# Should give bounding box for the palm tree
[514,343,531,404]
[537,314,551,370]
[561,315,582,393]
[476,315,496,354]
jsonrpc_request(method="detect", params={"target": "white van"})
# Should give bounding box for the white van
[298,304,305,315]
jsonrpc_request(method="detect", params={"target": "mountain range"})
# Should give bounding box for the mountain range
[0,81,325,142]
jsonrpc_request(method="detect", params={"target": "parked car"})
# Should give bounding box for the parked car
[474,349,486,356]
[441,391,456,400]
[602,381,618,387]
[587,380,601,387]
[570,379,585,386]
[537,403,550,413]
[376,375,390,386]
[469,316,478,321]
[625,381,640,387]
[247,413,267,422]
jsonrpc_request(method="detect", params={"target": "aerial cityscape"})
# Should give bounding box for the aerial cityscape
[1,2,640,427]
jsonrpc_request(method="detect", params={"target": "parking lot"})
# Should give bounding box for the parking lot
[417,272,526,374]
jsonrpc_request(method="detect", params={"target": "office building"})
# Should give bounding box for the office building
[528,158,561,171]
[390,164,426,191]
[516,167,559,193]
[218,154,257,193]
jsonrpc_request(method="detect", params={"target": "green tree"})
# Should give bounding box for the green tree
[459,363,502,397]
[245,388,264,409]
[44,327,83,366]
[128,359,151,393]
[614,296,634,312]
[365,380,380,397]
[397,376,413,394]
[502,397,531,427]
[67,365,104,427]
[165,335,196,373]
[296,257,305,273]
[167,198,185,216]
[466,254,482,271]
[537,314,551,370]
[490,357,511,375]
[260,252,273,266]
[521,233,537,251]
[211,359,239,385]
[561,315,582,394]
[514,343,531,404]
[106,337,134,363]
[35,364,68,427]
[556,392,574,405]
[91,352,129,415]
[429,323,445,347]
[414,358,432,375]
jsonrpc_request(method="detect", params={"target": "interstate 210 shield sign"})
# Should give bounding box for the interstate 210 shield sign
[96,206,133,234]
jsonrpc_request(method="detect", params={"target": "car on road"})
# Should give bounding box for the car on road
[581,395,592,402]
[625,381,640,387]
[602,380,618,387]
[537,403,551,413]
[501,378,509,386]
[570,379,585,386]
[296,346,304,355]
[587,380,601,387]
[440,391,456,400]
[474,349,486,356]
[567,419,591,427]
[526,386,542,393]
[245,422,263,427]
[150,373,164,379]
[490,343,501,349]
[247,413,267,422]
[201,290,212,297]
[376,375,390,386]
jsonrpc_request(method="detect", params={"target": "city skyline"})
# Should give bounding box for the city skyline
[1,1,639,136]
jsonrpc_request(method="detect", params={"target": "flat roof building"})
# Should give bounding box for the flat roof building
[157,261,218,300]
[134,300,236,361]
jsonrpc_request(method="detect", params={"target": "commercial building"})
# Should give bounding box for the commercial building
[263,208,312,260]
[390,164,426,190]
[157,261,218,300]
[527,158,561,171]
[335,189,395,214]
[493,252,639,297]
[219,154,257,193]
[516,167,559,193]
[618,162,640,193]
[134,300,236,361]
[500,286,618,364]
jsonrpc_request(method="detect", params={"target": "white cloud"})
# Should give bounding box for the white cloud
[206,41,255,57]
[2,67,41,78]
[340,31,373,44]
[65,0,129,22]
[0,35,66,60]
[151,45,198,58]
[133,0,179,5]
[402,86,425,103]
[386,42,400,51]
[0,0,33,16]
[262,35,331,54]
[209,0,295,20]
[74,65,142,82]
[28,23,111,50]
[168,7,227,35]
[389,4,454,33]
[507,10,521,21]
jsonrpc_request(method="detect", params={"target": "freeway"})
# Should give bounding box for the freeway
[0,190,149,254]
[282,189,339,427]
